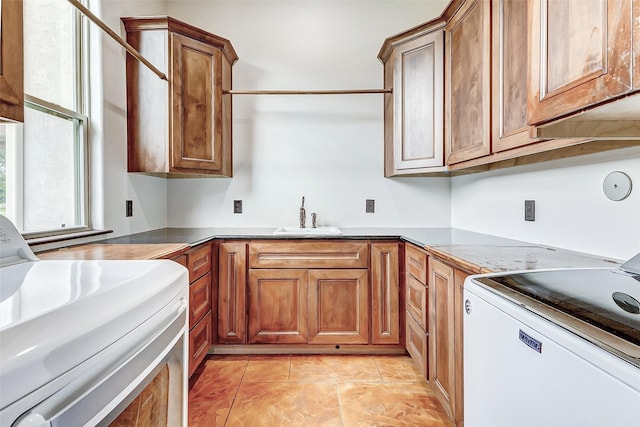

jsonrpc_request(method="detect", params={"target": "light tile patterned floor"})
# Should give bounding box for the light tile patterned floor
[188,354,453,426]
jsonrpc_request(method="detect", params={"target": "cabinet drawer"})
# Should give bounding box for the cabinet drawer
[406,275,428,331]
[405,244,428,284]
[406,312,428,378]
[188,244,212,282]
[249,241,369,269]
[189,273,211,328]
[189,311,212,377]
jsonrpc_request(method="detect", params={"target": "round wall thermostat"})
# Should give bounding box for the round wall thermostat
[603,171,632,201]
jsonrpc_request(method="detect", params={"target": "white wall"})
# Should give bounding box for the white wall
[92,0,170,236]
[451,146,640,260]
[164,0,451,228]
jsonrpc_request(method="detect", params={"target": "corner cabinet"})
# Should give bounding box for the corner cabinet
[528,0,636,125]
[378,25,445,176]
[445,0,491,164]
[0,0,24,123]
[122,16,238,177]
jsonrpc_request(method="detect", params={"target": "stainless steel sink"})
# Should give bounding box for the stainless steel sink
[272,226,342,236]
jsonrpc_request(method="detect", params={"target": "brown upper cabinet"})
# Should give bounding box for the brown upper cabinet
[445,0,491,164]
[0,0,24,123]
[528,0,636,126]
[122,16,238,177]
[379,25,446,176]
[491,0,539,152]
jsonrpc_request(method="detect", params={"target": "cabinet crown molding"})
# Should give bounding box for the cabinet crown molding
[121,16,238,64]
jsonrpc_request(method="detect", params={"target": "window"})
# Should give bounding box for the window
[0,0,89,237]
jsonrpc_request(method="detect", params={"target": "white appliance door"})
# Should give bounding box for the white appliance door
[464,281,640,427]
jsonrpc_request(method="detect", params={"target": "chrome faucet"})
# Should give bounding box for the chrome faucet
[299,196,306,228]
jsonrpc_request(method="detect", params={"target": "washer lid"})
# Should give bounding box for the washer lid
[474,267,640,366]
[0,258,188,411]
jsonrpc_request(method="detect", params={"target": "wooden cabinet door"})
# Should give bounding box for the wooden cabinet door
[428,257,455,420]
[406,275,428,331]
[445,0,491,164]
[308,269,368,344]
[406,313,428,376]
[453,269,468,426]
[218,242,247,344]
[248,269,308,344]
[371,243,400,344]
[189,273,211,328]
[0,0,24,122]
[492,0,538,152]
[528,0,634,125]
[385,29,444,175]
[171,33,225,173]
[189,311,212,377]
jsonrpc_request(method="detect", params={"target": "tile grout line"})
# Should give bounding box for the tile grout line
[335,381,346,427]
[221,358,250,427]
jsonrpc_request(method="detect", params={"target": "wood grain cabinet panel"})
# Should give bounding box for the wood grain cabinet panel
[453,269,468,426]
[189,311,212,377]
[406,311,428,377]
[0,0,24,122]
[308,269,369,345]
[249,241,369,269]
[406,275,428,331]
[445,0,491,164]
[189,273,211,328]
[492,0,538,152]
[188,243,212,282]
[379,26,445,176]
[122,16,237,177]
[218,242,247,344]
[174,243,214,378]
[371,243,400,344]
[429,257,455,421]
[528,0,634,125]
[248,269,309,344]
[428,256,469,426]
[405,243,428,284]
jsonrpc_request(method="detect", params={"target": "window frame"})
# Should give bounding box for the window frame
[16,0,92,240]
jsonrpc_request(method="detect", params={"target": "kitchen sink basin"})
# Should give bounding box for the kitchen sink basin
[272,226,342,236]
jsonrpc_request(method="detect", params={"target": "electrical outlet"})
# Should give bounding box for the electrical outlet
[366,199,375,213]
[233,200,243,214]
[525,200,535,221]
[125,200,133,217]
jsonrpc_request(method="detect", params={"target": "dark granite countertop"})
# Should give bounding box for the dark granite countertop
[96,227,524,248]
[91,227,621,273]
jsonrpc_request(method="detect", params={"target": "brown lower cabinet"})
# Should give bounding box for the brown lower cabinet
[428,256,469,427]
[218,241,248,344]
[308,269,369,344]
[217,240,400,348]
[172,242,214,377]
[248,269,309,344]
[404,243,429,375]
